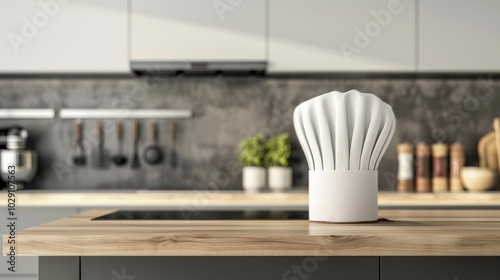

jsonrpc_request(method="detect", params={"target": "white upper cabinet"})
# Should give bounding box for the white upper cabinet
[419,0,500,71]
[268,0,416,72]
[0,0,128,73]
[131,0,266,62]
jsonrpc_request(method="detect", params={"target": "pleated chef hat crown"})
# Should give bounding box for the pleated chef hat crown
[293,89,395,171]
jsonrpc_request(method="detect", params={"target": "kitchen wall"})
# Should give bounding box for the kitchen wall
[0,77,498,191]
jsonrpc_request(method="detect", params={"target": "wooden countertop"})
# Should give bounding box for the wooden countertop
[378,192,500,208]
[3,191,500,209]
[0,191,308,210]
[5,209,500,256]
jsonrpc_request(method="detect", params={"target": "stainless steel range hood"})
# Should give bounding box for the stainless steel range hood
[131,61,267,76]
[130,0,267,77]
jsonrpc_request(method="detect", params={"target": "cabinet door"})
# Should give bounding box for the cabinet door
[269,0,416,72]
[0,0,128,73]
[131,0,266,61]
[419,0,500,71]
[82,256,379,280]
[0,207,78,276]
[381,257,500,280]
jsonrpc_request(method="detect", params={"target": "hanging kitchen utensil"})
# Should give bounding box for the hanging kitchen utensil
[72,119,86,166]
[170,121,178,168]
[131,120,141,169]
[112,122,128,167]
[91,120,110,169]
[143,121,164,165]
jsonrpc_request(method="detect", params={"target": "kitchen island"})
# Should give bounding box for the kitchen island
[4,209,500,280]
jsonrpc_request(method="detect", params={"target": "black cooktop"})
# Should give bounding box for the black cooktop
[92,210,308,220]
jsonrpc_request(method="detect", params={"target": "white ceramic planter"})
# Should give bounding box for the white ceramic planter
[309,170,378,223]
[242,167,267,192]
[268,167,292,191]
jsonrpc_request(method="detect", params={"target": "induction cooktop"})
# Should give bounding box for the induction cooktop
[92,210,308,220]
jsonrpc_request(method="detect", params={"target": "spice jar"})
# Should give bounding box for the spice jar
[397,143,414,192]
[416,143,431,193]
[450,143,465,192]
[432,143,449,192]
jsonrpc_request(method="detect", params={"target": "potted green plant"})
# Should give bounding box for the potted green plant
[264,133,292,191]
[238,134,267,191]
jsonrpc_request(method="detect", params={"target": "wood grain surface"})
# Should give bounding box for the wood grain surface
[3,191,500,208]
[4,209,500,256]
[0,191,308,210]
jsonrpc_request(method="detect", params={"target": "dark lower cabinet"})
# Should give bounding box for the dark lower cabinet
[40,256,500,280]
[381,257,500,280]
[80,256,378,280]
[39,257,80,280]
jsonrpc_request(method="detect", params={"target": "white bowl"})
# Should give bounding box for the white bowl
[461,167,495,192]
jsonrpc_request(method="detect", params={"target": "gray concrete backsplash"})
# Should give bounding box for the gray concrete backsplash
[0,77,498,191]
